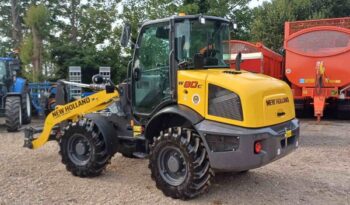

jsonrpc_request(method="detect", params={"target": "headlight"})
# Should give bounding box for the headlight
[208,84,243,121]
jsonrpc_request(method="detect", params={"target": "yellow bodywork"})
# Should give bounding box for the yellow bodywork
[30,89,119,149]
[177,69,295,128]
[31,68,295,149]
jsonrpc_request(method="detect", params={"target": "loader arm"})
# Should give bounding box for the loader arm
[24,89,119,149]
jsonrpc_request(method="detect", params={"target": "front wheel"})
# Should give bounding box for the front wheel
[60,119,111,177]
[149,127,213,200]
[5,96,22,132]
[22,91,32,124]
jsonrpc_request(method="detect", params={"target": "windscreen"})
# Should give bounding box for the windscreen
[287,30,350,56]
[0,61,6,84]
[175,18,230,68]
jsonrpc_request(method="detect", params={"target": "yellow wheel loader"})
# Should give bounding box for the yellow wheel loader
[24,15,300,200]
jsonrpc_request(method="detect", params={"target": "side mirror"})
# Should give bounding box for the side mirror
[120,23,131,47]
[92,74,104,84]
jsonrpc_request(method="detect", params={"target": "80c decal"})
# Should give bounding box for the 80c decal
[178,81,202,88]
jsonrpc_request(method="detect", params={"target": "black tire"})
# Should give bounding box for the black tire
[5,96,22,132]
[22,90,32,124]
[60,118,111,177]
[149,127,213,200]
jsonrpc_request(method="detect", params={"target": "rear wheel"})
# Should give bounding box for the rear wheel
[60,119,111,177]
[5,96,22,132]
[149,127,213,200]
[22,91,32,124]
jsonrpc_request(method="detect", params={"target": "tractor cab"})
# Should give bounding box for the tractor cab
[0,57,20,110]
[0,57,20,88]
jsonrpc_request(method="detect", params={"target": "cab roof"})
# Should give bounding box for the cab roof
[141,14,230,27]
[0,57,16,61]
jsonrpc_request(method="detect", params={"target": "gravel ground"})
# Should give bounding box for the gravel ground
[0,119,349,205]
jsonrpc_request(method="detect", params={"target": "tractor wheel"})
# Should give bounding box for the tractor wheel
[60,119,111,177]
[5,96,22,132]
[149,127,213,200]
[22,91,32,124]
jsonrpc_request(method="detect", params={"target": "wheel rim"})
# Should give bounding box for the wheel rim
[157,146,188,186]
[26,93,31,117]
[67,134,92,166]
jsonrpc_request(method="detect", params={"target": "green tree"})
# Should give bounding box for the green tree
[250,0,350,51]
[0,0,31,54]
[21,4,50,81]
[50,0,125,83]
[121,0,253,43]
[1,0,255,83]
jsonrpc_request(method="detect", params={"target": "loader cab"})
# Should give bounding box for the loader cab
[121,15,231,119]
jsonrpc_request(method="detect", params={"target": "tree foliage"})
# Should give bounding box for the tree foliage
[19,35,33,64]
[250,0,350,51]
[1,0,349,83]
[121,0,252,45]
[49,0,124,83]
[21,4,50,82]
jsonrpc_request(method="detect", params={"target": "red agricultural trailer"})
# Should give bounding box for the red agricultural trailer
[284,17,350,121]
[224,40,284,79]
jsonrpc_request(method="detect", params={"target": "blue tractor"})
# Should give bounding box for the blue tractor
[0,57,31,132]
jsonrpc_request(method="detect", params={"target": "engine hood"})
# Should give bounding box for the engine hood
[177,69,295,128]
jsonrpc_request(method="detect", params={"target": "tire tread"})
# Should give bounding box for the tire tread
[60,119,111,177]
[149,127,213,200]
[5,96,21,132]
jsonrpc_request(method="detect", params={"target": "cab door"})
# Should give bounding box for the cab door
[132,22,171,115]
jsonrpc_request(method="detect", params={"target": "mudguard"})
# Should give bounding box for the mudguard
[144,105,204,140]
[5,77,28,100]
[85,113,119,156]
[12,77,27,93]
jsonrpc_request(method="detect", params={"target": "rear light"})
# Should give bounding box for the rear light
[254,141,262,154]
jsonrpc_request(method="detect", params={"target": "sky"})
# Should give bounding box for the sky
[248,0,270,8]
